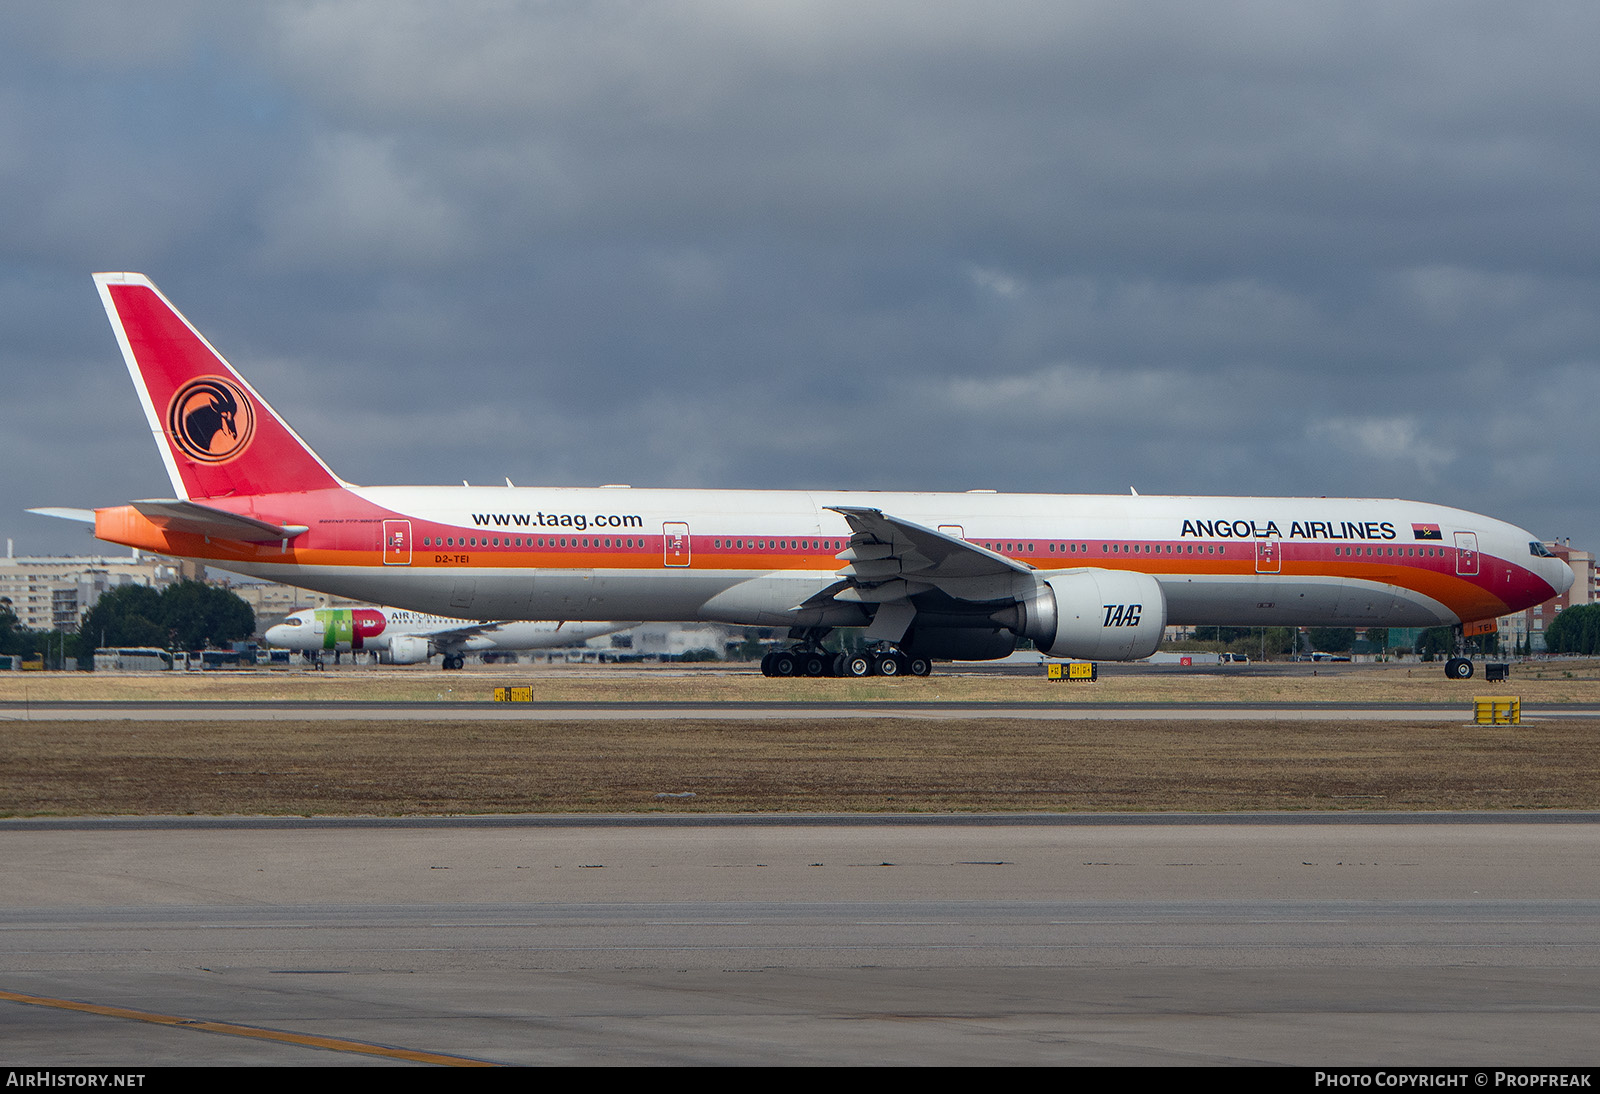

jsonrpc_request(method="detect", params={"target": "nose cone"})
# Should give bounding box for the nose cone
[1549,556,1576,597]
[1520,530,1575,602]
[264,624,294,648]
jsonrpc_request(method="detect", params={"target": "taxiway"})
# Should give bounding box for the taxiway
[4,813,1599,1065]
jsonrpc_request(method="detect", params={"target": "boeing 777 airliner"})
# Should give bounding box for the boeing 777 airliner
[31,273,1573,678]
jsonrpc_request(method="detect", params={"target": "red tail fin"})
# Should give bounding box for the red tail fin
[94,272,343,500]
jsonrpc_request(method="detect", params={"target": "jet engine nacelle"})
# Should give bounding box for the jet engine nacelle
[1002,569,1168,661]
[385,634,432,665]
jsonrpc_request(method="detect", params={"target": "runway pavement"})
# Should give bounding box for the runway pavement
[4,813,1599,1065]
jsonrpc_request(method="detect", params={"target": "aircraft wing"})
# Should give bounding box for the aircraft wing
[421,621,512,644]
[127,500,309,543]
[826,505,1034,606]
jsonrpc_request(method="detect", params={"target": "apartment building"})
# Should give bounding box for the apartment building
[0,548,184,631]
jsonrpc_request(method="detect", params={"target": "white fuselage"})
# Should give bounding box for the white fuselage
[263,605,628,656]
[218,486,1570,632]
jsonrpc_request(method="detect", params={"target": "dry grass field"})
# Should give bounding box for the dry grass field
[2,660,1597,816]
[3,716,1598,817]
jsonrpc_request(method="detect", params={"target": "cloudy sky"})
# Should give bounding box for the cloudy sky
[4,2,1597,560]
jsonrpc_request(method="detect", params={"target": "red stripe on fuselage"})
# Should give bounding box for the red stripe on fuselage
[94,488,1554,625]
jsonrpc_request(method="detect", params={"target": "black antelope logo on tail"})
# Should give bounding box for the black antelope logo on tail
[167,377,255,463]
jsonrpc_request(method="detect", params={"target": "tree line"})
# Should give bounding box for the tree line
[1544,603,1600,655]
[2,581,255,669]
[0,603,75,665]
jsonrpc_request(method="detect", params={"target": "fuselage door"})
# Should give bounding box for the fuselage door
[938,524,965,540]
[664,522,691,567]
[383,519,412,565]
[1255,535,1282,574]
[1455,531,1479,576]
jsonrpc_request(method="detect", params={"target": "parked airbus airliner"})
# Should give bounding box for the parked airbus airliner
[264,608,630,670]
[31,273,1573,678]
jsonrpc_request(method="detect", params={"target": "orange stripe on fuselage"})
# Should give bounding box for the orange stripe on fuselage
[90,507,1529,623]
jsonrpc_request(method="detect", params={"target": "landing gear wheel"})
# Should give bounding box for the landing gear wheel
[908,656,932,677]
[760,652,776,677]
[874,650,908,677]
[1445,657,1474,680]
[770,652,798,677]
[843,653,874,678]
[443,654,465,670]
[801,652,829,677]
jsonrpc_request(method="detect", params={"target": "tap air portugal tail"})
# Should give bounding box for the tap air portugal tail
[94,272,343,501]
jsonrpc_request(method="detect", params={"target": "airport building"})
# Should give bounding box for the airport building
[627,623,738,659]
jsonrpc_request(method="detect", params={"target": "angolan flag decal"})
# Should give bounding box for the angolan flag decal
[1412,523,1443,540]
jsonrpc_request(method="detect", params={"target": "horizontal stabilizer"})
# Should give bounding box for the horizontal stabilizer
[26,507,97,524]
[129,499,309,543]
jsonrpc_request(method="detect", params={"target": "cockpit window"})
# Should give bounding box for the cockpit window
[1529,541,1555,558]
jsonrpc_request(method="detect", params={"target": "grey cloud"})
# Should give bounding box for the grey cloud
[2,2,1596,559]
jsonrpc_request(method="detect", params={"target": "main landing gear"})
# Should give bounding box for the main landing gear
[837,646,933,677]
[441,653,466,671]
[760,647,833,678]
[760,643,932,678]
[760,626,832,678]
